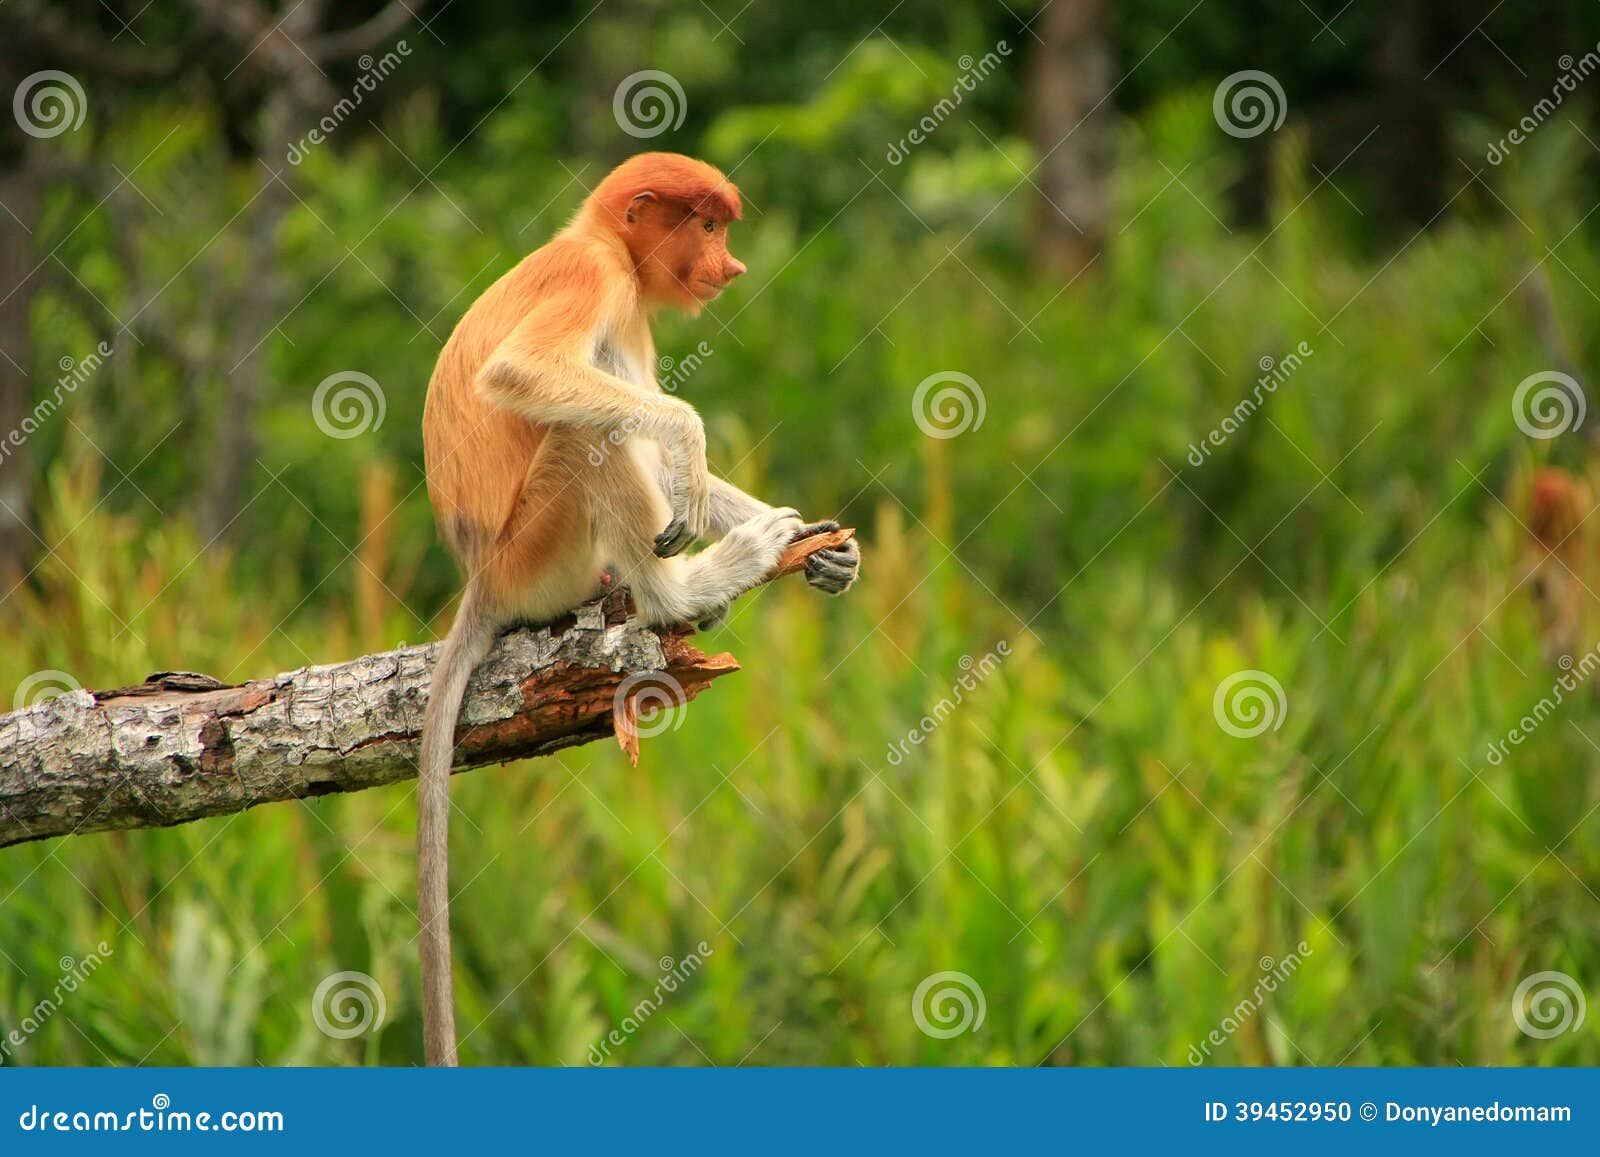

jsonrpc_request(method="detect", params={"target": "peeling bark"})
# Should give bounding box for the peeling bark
[0,528,851,849]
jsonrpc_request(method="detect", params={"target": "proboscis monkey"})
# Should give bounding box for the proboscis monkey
[417,152,859,1065]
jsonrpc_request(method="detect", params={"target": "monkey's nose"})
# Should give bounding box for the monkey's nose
[723,256,747,280]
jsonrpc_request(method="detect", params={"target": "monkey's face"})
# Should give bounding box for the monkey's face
[625,196,746,314]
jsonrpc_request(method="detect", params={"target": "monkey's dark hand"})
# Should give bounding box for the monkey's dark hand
[654,518,696,558]
[655,459,711,558]
[655,419,711,558]
[792,519,860,595]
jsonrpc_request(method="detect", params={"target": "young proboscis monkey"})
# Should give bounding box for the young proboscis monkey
[417,152,859,1064]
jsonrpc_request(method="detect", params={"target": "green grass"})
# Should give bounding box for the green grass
[4,98,1600,1066]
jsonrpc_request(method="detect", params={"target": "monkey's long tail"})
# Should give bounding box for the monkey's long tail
[418,583,495,1067]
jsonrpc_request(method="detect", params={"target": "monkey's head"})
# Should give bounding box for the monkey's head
[591,152,746,314]
[1527,467,1590,550]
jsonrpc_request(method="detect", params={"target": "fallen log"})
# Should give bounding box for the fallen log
[0,529,853,849]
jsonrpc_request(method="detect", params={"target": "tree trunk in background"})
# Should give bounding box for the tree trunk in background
[0,157,41,585]
[1027,0,1112,280]
[195,0,420,540]
[1370,0,1445,225]
[199,131,289,542]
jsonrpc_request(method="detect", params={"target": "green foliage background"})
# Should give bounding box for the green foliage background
[3,1,1600,1065]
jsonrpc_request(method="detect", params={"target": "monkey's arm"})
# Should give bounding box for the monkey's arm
[476,276,710,552]
[659,470,771,537]
[653,466,861,596]
[706,477,772,535]
[477,295,700,443]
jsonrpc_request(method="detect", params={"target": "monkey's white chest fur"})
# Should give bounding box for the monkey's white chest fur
[593,333,668,480]
[588,333,672,567]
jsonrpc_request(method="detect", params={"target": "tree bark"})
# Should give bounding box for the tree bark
[0,529,852,849]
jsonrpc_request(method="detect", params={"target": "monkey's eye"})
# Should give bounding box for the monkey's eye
[702,218,716,233]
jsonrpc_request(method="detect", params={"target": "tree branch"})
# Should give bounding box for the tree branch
[308,0,430,62]
[0,528,853,850]
[2,0,185,79]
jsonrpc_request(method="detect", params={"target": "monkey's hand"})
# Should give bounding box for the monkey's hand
[793,519,860,595]
[654,408,712,558]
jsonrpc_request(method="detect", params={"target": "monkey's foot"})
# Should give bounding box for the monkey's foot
[695,602,730,632]
[792,520,860,595]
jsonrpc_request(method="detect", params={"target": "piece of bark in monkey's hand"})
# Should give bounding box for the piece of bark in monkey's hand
[772,523,858,588]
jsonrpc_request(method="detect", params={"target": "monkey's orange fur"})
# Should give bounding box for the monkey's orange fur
[414,153,855,1067]
[424,153,743,610]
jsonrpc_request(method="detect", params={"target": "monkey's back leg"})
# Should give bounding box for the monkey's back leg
[476,430,606,623]
[595,445,802,626]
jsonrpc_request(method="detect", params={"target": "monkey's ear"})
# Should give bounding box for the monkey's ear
[625,191,656,224]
